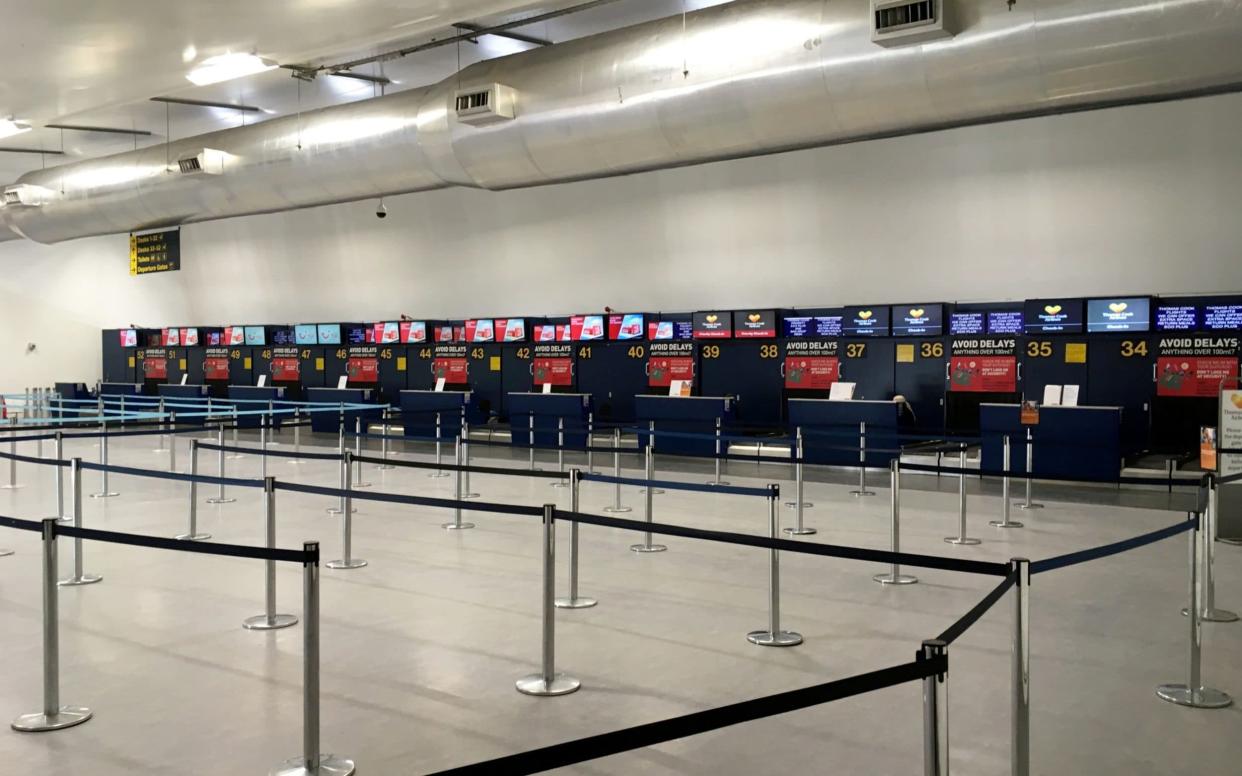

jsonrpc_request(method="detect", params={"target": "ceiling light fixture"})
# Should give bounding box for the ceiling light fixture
[0,119,33,140]
[186,53,277,86]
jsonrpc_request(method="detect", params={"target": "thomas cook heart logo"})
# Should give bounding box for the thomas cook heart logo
[909,308,925,318]
[748,314,761,323]
[1232,392,1242,409]
[1109,302,1128,313]
[858,310,873,320]
[705,314,718,324]
[1044,305,1062,315]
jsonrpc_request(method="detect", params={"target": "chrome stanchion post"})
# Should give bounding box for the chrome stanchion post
[749,485,802,646]
[168,411,178,472]
[630,443,667,553]
[378,412,394,470]
[271,542,355,776]
[429,412,449,478]
[946,444,981,545]
[550,417,568,488]
[326,423,349,515]
[443,438,475,530]
[204,396,215,440]
[327,452,367,569]
[875,459,917,585]
[1158,512,1233,708]
[784,427,815,535]
[991,435,1023,528]
[527,412,537,471]
[586,412,595,475]
[153,397,168,452]
[288,408,303,465]
[11,518,93,732]
[555,469,596,609]
[706,416,730,486]
[922,639,949,776]
[2,417,21,490]
[603,427,631,514]
[206,423,235,504]
[641,421,664,494]
[53,432,68,522]
[228,404,243,458]
[851,421,875,496]
[245,477,298,630]
[516,504,581,696]
[260,412,269,481]
[59,458,102,586]
[461,415,479,499]
[90,420,118,498]
[177,440,211,540]
[1016,428,1043,511]
[1183,478,1237,622]
[1012,557,1031,775]
[351,416,371,488]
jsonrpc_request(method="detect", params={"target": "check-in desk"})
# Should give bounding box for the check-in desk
[980,403,1122,483]
[633,395,734,457]
[508,392,592,451]
[399,390,471,442]
[157,383,211,427]
[228,385,288,429]
[304,387,381,434]
[787,398,901,467]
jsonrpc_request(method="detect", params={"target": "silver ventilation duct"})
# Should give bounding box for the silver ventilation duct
[3,0,1242,244]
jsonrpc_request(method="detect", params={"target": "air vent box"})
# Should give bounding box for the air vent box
[174,148,228,175]
[454,83,517,127]
[1,184,53,208]
[871,0,953,47]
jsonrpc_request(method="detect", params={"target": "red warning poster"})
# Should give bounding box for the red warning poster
[533,358,574,386]
[1157,357,1238,397]
[649,357,694,388]
[143,357,168,380]
[204,349,230,380]
[432,358,469,383]
[271,358,300,381]
[784,356,839,390]
[346,358,378,383]
[949,356,1017,393]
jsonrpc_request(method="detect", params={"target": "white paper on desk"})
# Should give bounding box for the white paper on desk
[180,374,189,386]
[257,375,267,388]
[542,382,553,394]
[1061,385,1080,407]
[669,380,690,396]
[336,376,348,389]
[435,377,447,392]
[1042,384,1061,406]
[829,382,856,400]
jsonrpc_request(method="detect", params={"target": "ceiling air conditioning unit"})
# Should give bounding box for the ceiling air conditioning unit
[454,84,517,127]
[871,0,954,47]
[1,184,53,208]
[174,147,228,175]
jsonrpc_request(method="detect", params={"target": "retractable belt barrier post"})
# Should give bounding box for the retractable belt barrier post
[1182,478,1237,622]
[267,400,278,446]
[1012,557,1030,776]
[177,440,211,541]
[550,417,568,489]
[11,518,93,732]
[327,422,352,515]
[874,459,917,585]
[52,432,68,522]
[1158,512,1233,709]
[431,412,449,479]
[444,439,474,531]
[516,504,581,697]
[641,421,664,495]
[922,639,949,776]
[586,413,595,475]
[168,411,178,472]
[327,452,366,569]
[228,405,243,459]
[555,469,596,609]
[244,477,298,631]
[206,423,235,505]
[1016,428,1043,511]
[271,542,356,776]
[603,427,631,514]
[527,412,536,472]
[260,413,269,481]
[991,435,1022,529]
[706,416,729,486]
[631,444,667,553]
[90,420,118,499]
[784,427,814,536]
[204,397,214,440]
[3,417,21,490]
[289,409,303,465]
[59,458,101,587]
[461,416,479,499]
[34,392,44,458]
[378,411,394,470]
[945,445,980,546]
[851,421,875,496]
[749,484,802,647]
[352,417,371,489]
[153,397,168,453]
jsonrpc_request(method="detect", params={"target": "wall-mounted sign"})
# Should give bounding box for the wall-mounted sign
[648,342,695,388]
[949,337,1018,393]
[783,340,839,390]
[1155,337,1240,397]
[733,309,776,338]
[891,304,943,337]
[1087,297,1150,333]
[129,228,181,276]
[692,311,731,339]
[842,306,889,337]
[1024,299,1084,334]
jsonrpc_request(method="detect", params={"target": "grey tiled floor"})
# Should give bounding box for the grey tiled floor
[0,431,1238,774]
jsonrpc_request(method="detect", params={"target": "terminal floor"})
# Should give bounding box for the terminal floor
[0,431,1238,775]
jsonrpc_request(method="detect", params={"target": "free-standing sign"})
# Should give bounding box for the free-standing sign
[432,344,469,384]
[129,228,181,276]
[949,337,1017,392]
[1156,337,1240,397]
[648,342,695,388]
[783,340,839,390]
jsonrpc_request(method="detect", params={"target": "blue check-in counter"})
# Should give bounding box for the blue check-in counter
[634,395,734,457]
[979,403,1122,483]
[508,392,592,450]
[400,390,471,442]
[787,398,901,467]
[228,385,288,429]
[304,387,381,434]
[158,383,211,427]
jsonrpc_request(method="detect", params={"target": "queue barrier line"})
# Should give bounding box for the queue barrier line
[896,461,1209,490]
[273,480,545,518]
[0,514,44,533]
[352,453,569,481]
[427,654,943,776]
[1029,517,1195,575]
[556,508,1010,576]
[936,572,1018,646]
[580,472,770,499]
[76,459,263,490]
[199,441,343,462]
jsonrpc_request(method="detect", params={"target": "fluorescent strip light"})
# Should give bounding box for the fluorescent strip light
[0,119,32,140]
[186,53,276,86]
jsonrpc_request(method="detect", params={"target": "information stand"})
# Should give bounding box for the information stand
[980,403,1122,482]
[634,395,732,456]
[304,387,380,434]
[508,392,591,450]
[399,390,470,441]
[787,398,900,467]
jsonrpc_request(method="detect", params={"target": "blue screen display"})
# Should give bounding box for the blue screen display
[1087,297,1150,333]
[949,312,984,336]
[987,311,1024,335]
[243,326,265,346]
[1024,299,1084,334]
[316,324,341,345]
[891,304,943,337]
[294,325,317,345]
[842,306,889,336]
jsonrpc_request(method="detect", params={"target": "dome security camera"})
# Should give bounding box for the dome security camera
[375,201,388,219]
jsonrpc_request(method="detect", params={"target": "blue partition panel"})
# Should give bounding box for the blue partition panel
[508,392,592,450]
[979,403,1121,482]
[633,395,733,456]
[787,399,900,467]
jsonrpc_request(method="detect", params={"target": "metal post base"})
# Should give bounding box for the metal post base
[286,459,303,465]
[783,501,814,509]
[602,505,632,514]
[783,526,817,536]
[206,497,236,505]
[639,488,664,495]
[0,548,13,557]
[1220,538,1242,546]
[944,536,982,546]
[850,489,876,497]
[58,574,103,587]
[705,480,731,486]
[352,481,372,489]
[515,674,581,696]
[428,471,450,479]
[243,613,299,631]
[1181,607,1240,622]
[0,484,23,490]
[54,516,72,524]
[989,519,1024,528]
[1016,503,1044,510]
[554,596,598,609]
[89,492,118,499]
[1156,684,1233,708]
[270,754,357,776]
[747,630,803,647]
[442,522,476,530]
[325,506,356,515]
[11,707,93,732]
[630,543,668,553]
[873,573,918,585]
[325,558,368,570]
[550,481,569,489]
[176,532,212,541]
[462,492,480,500]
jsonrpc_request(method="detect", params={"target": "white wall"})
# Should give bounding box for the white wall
[2,91,1242,391]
